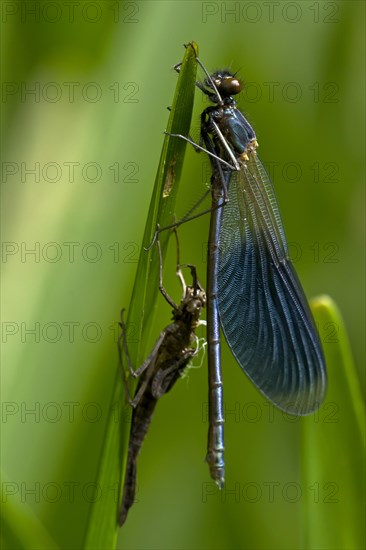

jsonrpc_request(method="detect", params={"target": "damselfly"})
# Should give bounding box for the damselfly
[168,52,327,486]
[119,231,206,526]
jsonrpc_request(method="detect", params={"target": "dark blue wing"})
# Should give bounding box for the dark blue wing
[218,152,326,414]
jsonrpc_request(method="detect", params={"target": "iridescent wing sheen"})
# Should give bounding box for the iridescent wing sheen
[218,152,327,414]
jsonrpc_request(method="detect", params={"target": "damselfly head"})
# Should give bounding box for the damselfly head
[187,296,205,316]
[184,284,206,317]
[208,70,242,98]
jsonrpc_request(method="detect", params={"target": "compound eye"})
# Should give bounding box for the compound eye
[219,77,242,96]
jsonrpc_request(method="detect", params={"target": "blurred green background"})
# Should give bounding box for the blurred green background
[2,1,365,549]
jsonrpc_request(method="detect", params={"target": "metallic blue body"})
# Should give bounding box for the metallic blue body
[199,68,326,484]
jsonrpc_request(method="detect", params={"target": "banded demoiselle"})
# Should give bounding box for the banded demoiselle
[169,52,327,486]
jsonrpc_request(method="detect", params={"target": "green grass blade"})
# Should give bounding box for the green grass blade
[127,41,199,369]
[0,480,59,550]
[302,295,365,549]
[83,42,198,548]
